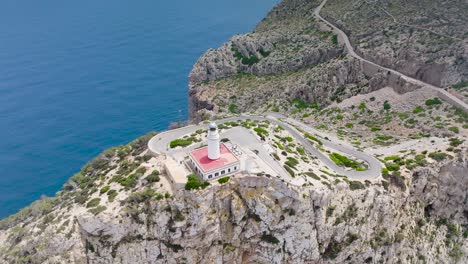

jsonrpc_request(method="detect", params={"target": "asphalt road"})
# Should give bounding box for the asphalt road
[315,0,468,112]
[148,114,382,180]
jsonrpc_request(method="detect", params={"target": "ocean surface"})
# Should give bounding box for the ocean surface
[0,0,279,219]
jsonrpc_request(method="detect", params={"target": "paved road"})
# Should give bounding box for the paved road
[148,114,382,180]
[315,0,468,112]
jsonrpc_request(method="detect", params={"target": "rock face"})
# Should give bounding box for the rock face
[188,0,468,121]
[0,149,466,263]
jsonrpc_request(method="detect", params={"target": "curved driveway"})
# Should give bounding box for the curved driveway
[315,0,468,112]
[148,114,382,180]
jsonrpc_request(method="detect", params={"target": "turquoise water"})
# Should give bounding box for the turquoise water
[0,0,279,218]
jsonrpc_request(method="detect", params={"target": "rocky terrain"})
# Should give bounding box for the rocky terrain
[188,0,468,120]
[321,0,468,88]
[1,0,467,263]
[0,131,466,263]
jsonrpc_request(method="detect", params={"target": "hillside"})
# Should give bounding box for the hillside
[188,0,468,120]
[1,0,467,263]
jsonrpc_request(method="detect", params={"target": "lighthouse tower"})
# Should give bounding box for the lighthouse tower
[207,122,220,160]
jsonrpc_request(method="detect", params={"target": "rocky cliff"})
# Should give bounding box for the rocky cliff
[0,131,466,263]
[1,0,467,263]
[188,0,468,121]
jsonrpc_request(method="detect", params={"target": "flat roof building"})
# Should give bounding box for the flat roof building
[188,122,240,180]
[189,144,240,180]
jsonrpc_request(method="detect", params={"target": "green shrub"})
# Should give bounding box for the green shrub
[170,138,193,148]
[86,198,101,208]
[349,181,365,190]
[253,127,268,136]
[331,34,338,45]
[449,138,464,147]
[125,188,159,204]
[100,186,110,194]
[296,147,305,155]
[428,152,449,161]
[88,205,106,215]
[345,123,354,128]
[329,153,365,171]
[305,133,323,145]
[145,170,160,183]
[284,165,295,177]
[107,190,118,202]
[385,163,400,172]
[185,174,209,190]
[413,106,425,114]
[218,177,230,184]
[260,233,280,244]
[383,101,391,111]
[118,174,138,188]
[452,81,468,90]
[228,103,238,113]
[425,97,442,106]
[285,157,299,168]
[448,126,459,134]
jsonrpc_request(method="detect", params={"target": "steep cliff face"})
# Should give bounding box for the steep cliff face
[188,0,354,121]
[188,0,468,121]
[0,147,466,263]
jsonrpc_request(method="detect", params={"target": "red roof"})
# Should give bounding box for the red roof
[190,143,239,172]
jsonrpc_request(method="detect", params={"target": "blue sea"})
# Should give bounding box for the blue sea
[0,0,279,219]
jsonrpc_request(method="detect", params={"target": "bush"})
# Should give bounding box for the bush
[329,153,365,171]
[305,133,323,145]
[349,181,365,190]
[146,170,160,183]
[336,114,343,120]
[228,103,238,113]
[107,190,118,202]
[170,138,192,148]
[125,188,159,204]
[383,101,391,111]
[331,34,338,45]
[425,97,442,106]
[448,126,459,134]
[86,198,101,208]
[89,205,107,215]
[428,152,449,161]
[449,138,464,147]
[285,157,299,169]
[284,165,295,177]
[185,174,210,190]
[100,186,110,194]
[345,123,354,128]
[118,174,138,188]
[218,177,230,184]
[253,127,268,136]
[385,163,400,172]
[413,106,425,114]
[260,233,280,244]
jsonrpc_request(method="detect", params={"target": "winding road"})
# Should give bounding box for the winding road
[148,113,382,181]
[315,0,468,112]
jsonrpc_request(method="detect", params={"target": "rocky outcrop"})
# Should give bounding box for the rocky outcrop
[1,155,466,263]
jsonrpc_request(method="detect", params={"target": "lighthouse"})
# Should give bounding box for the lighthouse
[207,122,220,160]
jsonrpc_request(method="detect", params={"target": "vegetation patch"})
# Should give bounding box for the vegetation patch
[305,133,323,145]
[170,138,193,148]
[329,153,366,171]
[218,177,230,184]
[185,174,210,190]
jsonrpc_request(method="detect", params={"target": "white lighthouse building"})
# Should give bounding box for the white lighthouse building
[188,122,240,180]
[207,122,220,160]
